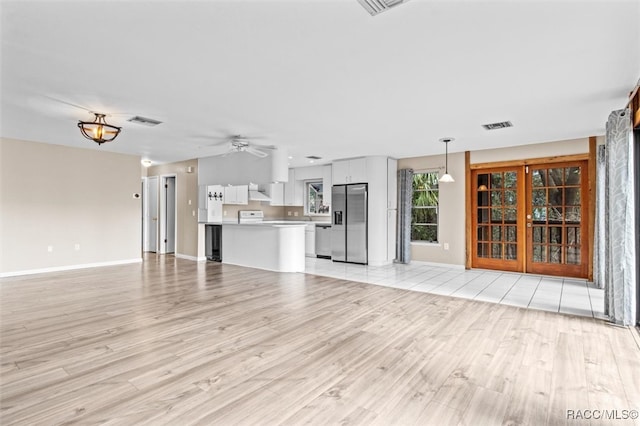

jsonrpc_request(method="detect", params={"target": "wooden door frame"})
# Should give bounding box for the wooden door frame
[466,152,594,279]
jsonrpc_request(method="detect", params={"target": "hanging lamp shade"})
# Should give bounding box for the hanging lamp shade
[438,137,455,183]
[78,113,121,145]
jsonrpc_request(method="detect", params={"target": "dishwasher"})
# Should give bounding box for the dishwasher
[315,224,332,259]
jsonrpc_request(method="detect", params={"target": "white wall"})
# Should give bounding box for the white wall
[0,138,142,276]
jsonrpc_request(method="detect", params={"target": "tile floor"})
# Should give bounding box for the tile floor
[304,258,605,319]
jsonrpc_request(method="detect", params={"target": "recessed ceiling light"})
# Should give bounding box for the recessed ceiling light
[141,159,152,167]
[288,156,293,160]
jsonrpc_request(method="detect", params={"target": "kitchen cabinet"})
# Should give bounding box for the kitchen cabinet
[268,182,285,206]
[322,164,332,207]
[223,185,248,205]
[332,158,367,184]
[284,169,304,206]
[305,224,316,257]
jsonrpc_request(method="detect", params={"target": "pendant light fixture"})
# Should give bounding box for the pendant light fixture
[78,113,121,145]
[438,137,455,183]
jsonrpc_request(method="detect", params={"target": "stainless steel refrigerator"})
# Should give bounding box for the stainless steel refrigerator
[332,184,368,264]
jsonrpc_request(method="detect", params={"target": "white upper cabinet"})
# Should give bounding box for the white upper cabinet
[223,185,248,205]
[284,169,304,206]
[268,182,285,206]
[332,158,367,184]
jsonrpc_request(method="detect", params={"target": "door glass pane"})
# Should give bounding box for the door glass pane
[491,191,502,206]
[549,246,561,263]
[548,207,563,222]
[548,187,562,206]
[532,169,545,187]
[491,173,503,189]
[478,242,489,258]
[548,168,564,186]
[491,243,502,259]
[564,187,580,205]
[533,245,546,262]
[505,244,517,260]
[533,207,547,221]
[549,226,562,244]
[504,208,517,222]
[478,191,489,207]
[477,174,489,190]
[565,167,581,185]
[478,226,489,241]
[506,226,517,242]
[504,190,516,205]
[566,247,580,265]
[565,207,580,223]
[533,226,546,243]
[491,226,502,241]
[532,189,546,205]
[504,172,517,188]
[477,208,489,224]
[491,208,502,221]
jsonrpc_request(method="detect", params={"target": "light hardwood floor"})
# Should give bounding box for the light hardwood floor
[1,255,639,425]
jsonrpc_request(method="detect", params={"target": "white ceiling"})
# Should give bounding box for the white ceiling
[1,0,638,167]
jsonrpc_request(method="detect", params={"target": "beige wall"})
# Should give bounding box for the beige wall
[398,137,592,267]
[0,138,142,275]
[147,160,199,258]
[398,151,467,266]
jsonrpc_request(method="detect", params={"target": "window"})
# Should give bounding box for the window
[305,181,329,215]
[412,172,439,242]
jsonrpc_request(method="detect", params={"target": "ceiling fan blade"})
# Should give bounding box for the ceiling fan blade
[251,142,276,150]
[245,147,269,158]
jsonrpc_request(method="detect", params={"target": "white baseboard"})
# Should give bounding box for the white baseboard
[407,260,466,270]
[175,253,207,262]
[0,258,143,278]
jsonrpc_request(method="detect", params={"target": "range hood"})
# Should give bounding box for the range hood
[248,184,271,202]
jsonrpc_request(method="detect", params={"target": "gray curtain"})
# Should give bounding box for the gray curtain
[600,109,637,325]
[396,168,413,264]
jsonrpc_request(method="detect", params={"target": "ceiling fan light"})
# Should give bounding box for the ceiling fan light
[78,113,121,145]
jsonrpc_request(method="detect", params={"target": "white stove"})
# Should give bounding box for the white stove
[238,210,264,224]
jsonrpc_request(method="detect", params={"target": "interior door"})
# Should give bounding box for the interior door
[472,168,525,272]
[146,176,158,252]
[526,162,588,278]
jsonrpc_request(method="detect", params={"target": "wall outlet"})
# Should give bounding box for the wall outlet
[192,210,195,217]
[47,245,53,253]
[74,243,80,251]
[294,211,298,217]
[288,211,292,216]
[223,210,227,216]
[444,243,450,250]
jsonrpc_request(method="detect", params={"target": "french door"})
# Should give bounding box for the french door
[471,161,589,278]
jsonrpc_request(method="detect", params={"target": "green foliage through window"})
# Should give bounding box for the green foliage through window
[411,172,439,242]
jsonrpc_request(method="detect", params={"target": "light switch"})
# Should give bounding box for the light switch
[188,199,192,205]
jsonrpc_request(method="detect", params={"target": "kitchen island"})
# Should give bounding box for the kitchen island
[221,222,306,272]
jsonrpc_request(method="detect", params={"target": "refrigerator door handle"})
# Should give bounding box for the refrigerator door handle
[334,210,343,225]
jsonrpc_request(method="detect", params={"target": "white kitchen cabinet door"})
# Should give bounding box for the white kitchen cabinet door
[322,164,332,207]
[284,169,304,206]
[348,158,367,183]
[235,185,248,205]
[332,160,350,184]
[332,158,367,184]
[305,224,316,257]
[223,186,236,204]
[268,182,285,206]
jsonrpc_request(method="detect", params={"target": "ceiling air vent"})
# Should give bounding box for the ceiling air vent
[306,155,322,160]
[482,121,513,130]
[127,116,163,127]
[356,0,410,16]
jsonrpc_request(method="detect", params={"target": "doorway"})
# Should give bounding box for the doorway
[160,175,177,255]
[471,160,589,278]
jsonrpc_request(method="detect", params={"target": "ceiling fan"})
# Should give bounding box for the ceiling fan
[209,135,276,158]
